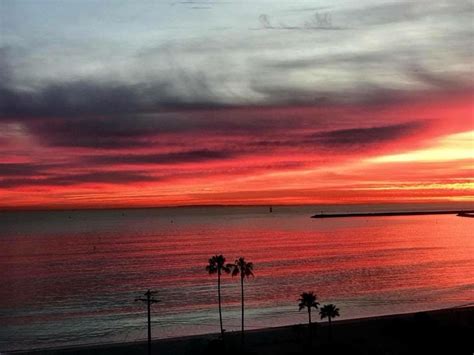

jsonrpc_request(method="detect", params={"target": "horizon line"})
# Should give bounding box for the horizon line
[1,201,473,213]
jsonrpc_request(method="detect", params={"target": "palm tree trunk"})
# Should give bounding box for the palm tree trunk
[241,275,245,345]
[328,316,332,342]
[308,307,312,346]
[218,270,224,338]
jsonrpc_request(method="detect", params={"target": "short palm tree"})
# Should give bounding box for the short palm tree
[206,255,231,338]
[229,257,254,343]
[319,304,340,341]
[298,291,319,343]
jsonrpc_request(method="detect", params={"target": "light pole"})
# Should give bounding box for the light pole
[135,289,160,355]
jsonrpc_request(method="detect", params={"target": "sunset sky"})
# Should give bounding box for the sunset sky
[0,0,473,209]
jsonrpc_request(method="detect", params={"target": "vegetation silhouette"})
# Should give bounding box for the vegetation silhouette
[228,257,254,346]
[320,303,340,341]
[206,255,231,338]
[298,291,319,345]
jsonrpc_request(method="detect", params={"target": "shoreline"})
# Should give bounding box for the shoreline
[311,209,474,218]
[9,305,474,355]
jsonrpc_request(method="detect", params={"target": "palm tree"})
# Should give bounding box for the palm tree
[206,255,231,338]
[229,257,254,343]
[319,304,340,341]
[298,291,319,343]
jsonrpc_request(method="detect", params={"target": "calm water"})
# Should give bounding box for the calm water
[0,206,473,351]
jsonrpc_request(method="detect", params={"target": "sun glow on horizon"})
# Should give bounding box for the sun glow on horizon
[369,131,474,163]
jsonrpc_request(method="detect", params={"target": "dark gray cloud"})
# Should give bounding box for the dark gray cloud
[0,63,452,154]
[18,106,309,149]
[0,79,223,119]
[25,115,171,149]
[0,41,227,120]
[249,121,426,150]
[0,163,53,176]
[310,122,424,148]
[0,66,438,152]
[86,149,235,165]
[0,70,329,149]
[0,171,157,188]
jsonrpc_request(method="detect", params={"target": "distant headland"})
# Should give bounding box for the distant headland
[311,210,474,218]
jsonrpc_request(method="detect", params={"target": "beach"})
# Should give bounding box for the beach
[10,306,474,355]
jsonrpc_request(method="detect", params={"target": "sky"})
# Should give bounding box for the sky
[0,0,473,209]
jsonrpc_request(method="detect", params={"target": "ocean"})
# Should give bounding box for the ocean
[0,206,473,352]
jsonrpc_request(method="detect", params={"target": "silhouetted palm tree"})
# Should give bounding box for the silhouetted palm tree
[229,257,254,343]
[298,291,319,343]
[319,303,340,341]
[206,255,231,338]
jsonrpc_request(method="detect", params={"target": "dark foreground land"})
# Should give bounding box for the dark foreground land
[11,306,474,355]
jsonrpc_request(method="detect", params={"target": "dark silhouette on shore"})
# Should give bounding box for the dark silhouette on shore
[135,290,160,355]
[31,306,472,355]
[229,257,254,346]
[298,291,320,345]
[311,209,474,218]
[320,303,340,341]
[457,211,474,218]
[206,255,231,338]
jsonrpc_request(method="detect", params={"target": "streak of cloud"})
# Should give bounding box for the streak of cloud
[0,0,472,208]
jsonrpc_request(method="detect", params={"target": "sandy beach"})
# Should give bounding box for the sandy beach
[9,306,473,355]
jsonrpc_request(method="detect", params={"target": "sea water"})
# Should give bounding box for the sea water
[0,206,473,351]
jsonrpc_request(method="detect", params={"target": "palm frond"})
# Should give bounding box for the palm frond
[206,255,227,274]
[229,257,255,279]
[298,291,319,310]
[231,267,239,277]
[319,304,340,319]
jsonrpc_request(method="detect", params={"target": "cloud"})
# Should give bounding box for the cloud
[0,0,472,207]
[0,69,451,153]
[257,12,344,31]
[309,122,425,148]
[0,159,310,189]
[26,115,175,149]
[0,79,222,119]
[248,121,427,151]
[0,171,157,188]
[18,107,311,149]
[286,6,331,13]
[0,162,52,176]
[339,0,473,27]
[2,0,472,118]
[86,149,236,165]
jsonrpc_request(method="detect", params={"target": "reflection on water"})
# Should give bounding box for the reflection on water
[0,206,473,351]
